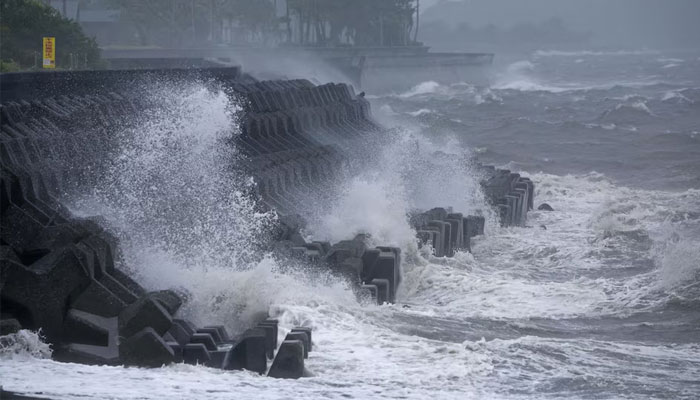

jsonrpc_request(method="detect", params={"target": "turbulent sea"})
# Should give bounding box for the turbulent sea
[2,50,700,399]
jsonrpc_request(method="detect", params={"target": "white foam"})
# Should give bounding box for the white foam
[0,330,52,360]
[308,128,491,251]
[493,59,680,93]
[493,79,568,93]
[585,123,617,130]
[662,90,692,103]
[309,176,416,248]
[609,94,648,102]
[393,81,500,105]
[493,60,570,93]
[657,57,684,63]
[473,87,502,104]
[620,100,653,114]
[656,238,700,290]
[399,81,443,98]
[378,104,397,116]
[602,100,655,121]
[407,108,435,117]
[4,169,700,399]
[65,83,296,330]
[534,49,660,57]
[507,60,535,73]
[6,76,700,399]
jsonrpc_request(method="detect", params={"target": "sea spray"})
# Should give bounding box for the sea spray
[2,49,700,399]
[303,123,497,303]
[63,82,360,333]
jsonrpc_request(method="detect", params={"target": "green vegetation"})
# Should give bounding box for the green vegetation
[0,0,102,71]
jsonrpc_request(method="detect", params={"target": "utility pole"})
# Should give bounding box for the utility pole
[191,0,196,44]
[208,0,214,42]
[414,0,420,44]
[286,0,292,43]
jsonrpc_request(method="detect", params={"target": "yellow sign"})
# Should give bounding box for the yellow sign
[43,37,55,69]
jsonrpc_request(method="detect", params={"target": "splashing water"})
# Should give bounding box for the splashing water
[65,82,355,331]
[4,51,700,399]
[0,330,52,360]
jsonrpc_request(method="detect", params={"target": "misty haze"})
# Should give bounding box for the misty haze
[1,1,699,399]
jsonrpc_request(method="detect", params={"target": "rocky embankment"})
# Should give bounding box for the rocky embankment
[0,67,533,376]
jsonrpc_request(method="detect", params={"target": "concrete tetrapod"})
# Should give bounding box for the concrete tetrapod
[268,340,306,379]
[0,68,538,374]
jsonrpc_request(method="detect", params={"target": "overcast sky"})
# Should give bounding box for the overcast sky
[422,0,700,48]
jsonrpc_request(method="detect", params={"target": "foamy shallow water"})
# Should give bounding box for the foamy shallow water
[3,171,700,399]
[3,50,700,399]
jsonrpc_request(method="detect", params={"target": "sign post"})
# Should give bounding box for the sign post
[42,37,55,69]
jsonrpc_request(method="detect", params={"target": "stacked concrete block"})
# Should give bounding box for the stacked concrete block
[319,235,402,305]
[1,143,185,368]
[479,165,534,227]
[159,317,314,377]
[271,214,401,305]
[231,78,377,216]
[1,67,535,378]
[411,208,485,257]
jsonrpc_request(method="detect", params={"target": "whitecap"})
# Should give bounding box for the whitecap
[657,57,684,63]
[398,81,443,98]
[407,108,435,117]
[534,49,660,57]
[662,90,692,103]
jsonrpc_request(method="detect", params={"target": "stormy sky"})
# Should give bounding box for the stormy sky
[422,0,700,49]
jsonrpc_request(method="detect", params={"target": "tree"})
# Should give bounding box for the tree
[287,0,417,47]
[109,0,278,47]
[0,0,102,70]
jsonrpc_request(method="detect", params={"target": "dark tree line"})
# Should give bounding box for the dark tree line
[0,0,422,58]
[286,0,418,46]
[0,0,102,71]
[107,0,280,47]
[108,0,419,47]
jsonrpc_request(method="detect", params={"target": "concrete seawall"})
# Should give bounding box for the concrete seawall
[0,67,532,375]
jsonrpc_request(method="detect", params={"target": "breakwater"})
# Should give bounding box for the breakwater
[0,67,532,377]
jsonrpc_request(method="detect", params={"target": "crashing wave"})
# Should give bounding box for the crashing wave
[662,90,693,103]
[0,330,52,360]
[399,81,443,98]
[407,108,436,117]
[657,57,685,63]
[395,81,501,105]
[493,60,572,93]
[600,100,656,122]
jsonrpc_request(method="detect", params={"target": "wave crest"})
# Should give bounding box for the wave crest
[534,49,660,57]
[600,100,655,123]
[0,330,52,360]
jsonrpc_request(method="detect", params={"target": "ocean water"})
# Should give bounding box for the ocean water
[2,50,700,399]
